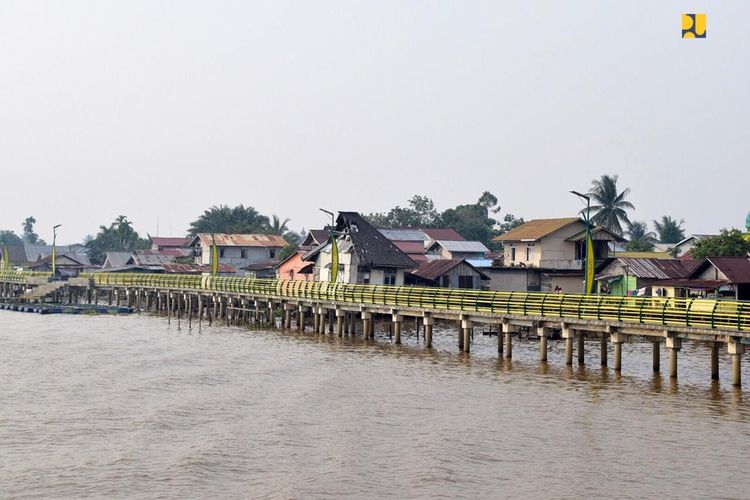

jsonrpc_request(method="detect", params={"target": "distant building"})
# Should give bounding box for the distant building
[670,234,718,258]
[148,236,191,252]
[300,230,330,248]
[379,227,466,264]
[426,240,489,260]
[683,257,750,300]
[276,250,314,281]
[28,254,86,278]
[303,212,415,285]
[188,233,287,274]
[102,251,133,269]
[595,257,699,296]
[407,259,489,289]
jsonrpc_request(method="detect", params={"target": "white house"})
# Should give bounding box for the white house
[188,233,287,273]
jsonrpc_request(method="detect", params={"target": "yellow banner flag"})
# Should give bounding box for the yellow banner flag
[585,234,595,294]
[211,234,219,276]
[330,237,339,283]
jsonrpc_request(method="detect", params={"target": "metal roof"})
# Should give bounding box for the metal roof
[103,252,133,269]
[335,212,416,268]
[429,240,489,253]
[379,228,427,241]
[494,218,581,242]
[150,237,191,247]
[392,241,426,254]
[190,233,287,248]
[702,257,750,283]
[421,228,466,241]
[616,258,695,279]
[409,258,490,281]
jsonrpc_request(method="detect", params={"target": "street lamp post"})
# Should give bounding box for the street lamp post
[52,224,62,279]
[570,190,591,294]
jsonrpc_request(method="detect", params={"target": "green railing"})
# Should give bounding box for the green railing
[72,272,750,333]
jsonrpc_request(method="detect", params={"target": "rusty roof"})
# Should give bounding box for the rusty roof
[150,237,191,247]
[494,218,581,242]
[161,262,237,274]
[617,258,695,279]
[695,257,750,283]
[190,233,287,248]
[421,228,466,241]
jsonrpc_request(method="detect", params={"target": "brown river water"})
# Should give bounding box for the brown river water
[2,310,750,499]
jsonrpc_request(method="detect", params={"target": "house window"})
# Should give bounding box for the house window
[442,276,450,288]
[219,248,225,258]
[269,249,276,259]
[241,249,247,259]
[383,268,397,285]
[510,247,516,262]
[526,245,534,261]
[458,275,474,289]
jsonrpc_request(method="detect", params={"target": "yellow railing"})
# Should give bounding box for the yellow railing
[0,271,53,283]
[72,272,750,333]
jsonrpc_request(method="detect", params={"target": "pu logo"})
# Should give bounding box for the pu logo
[682,14,706,38]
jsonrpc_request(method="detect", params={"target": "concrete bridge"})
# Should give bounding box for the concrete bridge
[1,271,749,386]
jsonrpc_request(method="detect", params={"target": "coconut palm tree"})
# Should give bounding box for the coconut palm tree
[624,221,657,252]
[653,216,685,244]
[587,174,634,235]
[269,215,290,235]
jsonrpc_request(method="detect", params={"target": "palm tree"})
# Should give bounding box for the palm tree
[653,216,685,244]
[624,221,657,252]
[269,215,290,235]
[587,174,634,235]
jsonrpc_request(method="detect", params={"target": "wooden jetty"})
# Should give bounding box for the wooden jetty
[1,270,749,386]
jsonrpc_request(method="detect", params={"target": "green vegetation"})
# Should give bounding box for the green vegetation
[22,216,46,245]
[366,192,524,248]
[624,221,657,252]
[653,216,685,244]
[587,174,634,235]
[0,231,23,246]
[85,215,149,265]
[689,229,750,259]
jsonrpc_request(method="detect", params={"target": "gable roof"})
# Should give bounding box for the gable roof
[379,228,427,241]
[566,226,627,243]
[614,257,697,279]
[335,212,416,268]
[690,257,750,283]
[189,233,287,248]
[409,258,490,281]
[301,230,330,247]
[103,251,133,269]
[422,228,466,241]
[427,240,489,254]
[494,218,581,242]
[28,254,85,268]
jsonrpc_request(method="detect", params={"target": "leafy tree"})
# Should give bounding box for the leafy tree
[21,216,46,245]
[188,204,271,236]
[624,221,657,252]
[0,230,23,246]
[689,229,750,259]
[85,215,149,265]
[497,213,525,236]
[366,195,441,228]
[278,243,299,262]
[269,215,290,235]
[587,174,634,235]
[653,216,686,244]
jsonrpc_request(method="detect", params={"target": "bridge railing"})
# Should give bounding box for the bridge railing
[0,271,53,284]
[71,272,750,333]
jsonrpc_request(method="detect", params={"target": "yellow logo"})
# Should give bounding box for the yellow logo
[682,14,706,38]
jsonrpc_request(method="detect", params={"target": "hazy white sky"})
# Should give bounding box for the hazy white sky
[1,1,747,243]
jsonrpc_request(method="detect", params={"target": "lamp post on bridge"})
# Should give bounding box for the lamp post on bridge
[570,190,592,294]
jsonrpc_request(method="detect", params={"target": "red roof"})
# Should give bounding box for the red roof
[393,241,425,254]
[422,228,465,241]
[706,257,750,283]
[151,237,191,247]
[161,263,237,274]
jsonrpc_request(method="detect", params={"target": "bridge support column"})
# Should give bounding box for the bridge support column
[728,340,745,387]
[653,341,660,372]
[362,311,372,338]
[318,308,327,334]
[313,306,320,333]
[336,308,344,337]
[502,321,514,358]
[711,341,720,380]
[562,324,574,365]
[462,318,472,353]
[600,333,608,366]
[298,305,306,332]
[283,304,292,329]
[537,327,550,362]
[578,332,585,364]
[423,315,434,348]
[611,331,628,372]
[393,314,403,344]
[666,336,681,378]
[343,312,350,335]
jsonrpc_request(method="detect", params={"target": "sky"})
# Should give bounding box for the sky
[1,1,747,244]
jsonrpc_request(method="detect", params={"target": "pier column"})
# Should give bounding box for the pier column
[502,320,514,359]
[361,311,371,338]
[577,331,585,364]
[312,306,320,333]
[423,315,434,348]
[461,318,472,353]
[600,333,608,366]
[393,314,403,344]
[537,326,550,362]
[711,341,720,380]
[610,331,628,372]
[336,308,344,337]
[728,340,745,387]
[653,341,660,372]
[298,305,307,332]
[283,304,292,329]
[562,324,574,365]
[666,336,681,379]
[317,307,327,334]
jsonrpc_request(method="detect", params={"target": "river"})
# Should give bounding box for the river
[1,311,749,499]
